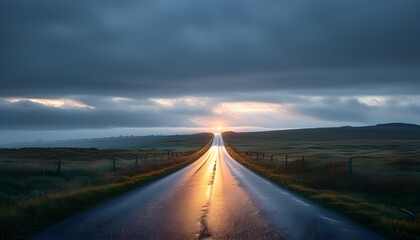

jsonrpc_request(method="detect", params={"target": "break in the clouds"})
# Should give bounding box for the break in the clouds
[1,0,420,144]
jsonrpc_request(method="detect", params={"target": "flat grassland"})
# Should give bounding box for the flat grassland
[223,128,420,240]
[0,133,213,240]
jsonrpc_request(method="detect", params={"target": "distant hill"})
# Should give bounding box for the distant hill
[1,133,213,150]
[223,123,420,141]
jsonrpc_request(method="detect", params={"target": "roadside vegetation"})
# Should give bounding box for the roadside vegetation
[223,131,420,240]
[0,133,213,240]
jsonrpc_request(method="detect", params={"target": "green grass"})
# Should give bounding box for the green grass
[3,133,214,150]
[0,135,213,240]
[223,133,420,240]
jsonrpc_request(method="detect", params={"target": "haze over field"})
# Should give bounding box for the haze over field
[1,0,420,144]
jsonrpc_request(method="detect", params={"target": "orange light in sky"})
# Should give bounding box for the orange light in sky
[213,102,280,114]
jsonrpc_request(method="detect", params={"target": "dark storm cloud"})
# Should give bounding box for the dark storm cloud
[1,0,420,98]
[1,0,420,138]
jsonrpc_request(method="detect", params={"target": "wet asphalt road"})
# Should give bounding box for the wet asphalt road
[30,133,382,240]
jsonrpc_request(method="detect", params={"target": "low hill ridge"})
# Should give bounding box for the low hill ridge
[223,123,420,141]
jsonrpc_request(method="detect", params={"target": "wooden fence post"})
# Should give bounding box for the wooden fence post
[285,154,288,166]
[302,156,305,164]
[271,154,274,161]
[348,157,353,175]
[113,157,116,171]
[135,155,138,164]
[43,159,46,177]
[57,158,62,176]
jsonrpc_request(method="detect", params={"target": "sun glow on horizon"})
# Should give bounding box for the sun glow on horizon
[212,126,224,133]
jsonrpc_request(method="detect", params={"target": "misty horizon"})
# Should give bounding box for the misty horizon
[2,122,419,147]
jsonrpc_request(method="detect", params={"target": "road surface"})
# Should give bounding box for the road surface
[31,133,382,239]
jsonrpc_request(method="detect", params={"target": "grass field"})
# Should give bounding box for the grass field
[0,133,213,240]
[223,131,420,240]
[1,132,214,150]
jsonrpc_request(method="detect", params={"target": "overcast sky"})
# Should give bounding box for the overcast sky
[1,0,420,144]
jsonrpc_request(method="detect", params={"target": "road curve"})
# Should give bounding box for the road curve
[30,133,382,240]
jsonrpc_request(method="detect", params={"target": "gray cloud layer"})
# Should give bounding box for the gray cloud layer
[1,0,420,139]
[1,95,419,130]
[1,0,420,98]
[0,98,211,130]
